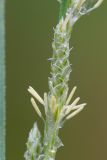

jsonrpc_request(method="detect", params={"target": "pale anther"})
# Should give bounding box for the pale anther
[66,86,77,105]
[28,86,45,106]
[30,97,43,119]
[65,97,80,115]
[66,106,84,120]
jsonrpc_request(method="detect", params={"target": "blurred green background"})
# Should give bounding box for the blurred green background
[6,0,107,160]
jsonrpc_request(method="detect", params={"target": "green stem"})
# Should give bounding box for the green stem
[0,0,6,160]
[59,0,71,20]
[43,119,59,160]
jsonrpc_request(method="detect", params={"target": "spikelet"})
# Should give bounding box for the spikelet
[25,1,104,160]
[48,18,72,106]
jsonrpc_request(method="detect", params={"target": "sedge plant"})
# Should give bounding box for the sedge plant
[24,0,104,160]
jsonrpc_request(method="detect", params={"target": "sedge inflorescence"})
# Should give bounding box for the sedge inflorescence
[24,0,104,160]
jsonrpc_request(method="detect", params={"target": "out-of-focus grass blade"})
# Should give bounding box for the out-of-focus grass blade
[0,0,5,160]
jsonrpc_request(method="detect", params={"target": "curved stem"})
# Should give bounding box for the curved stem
[59,0,71,20]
